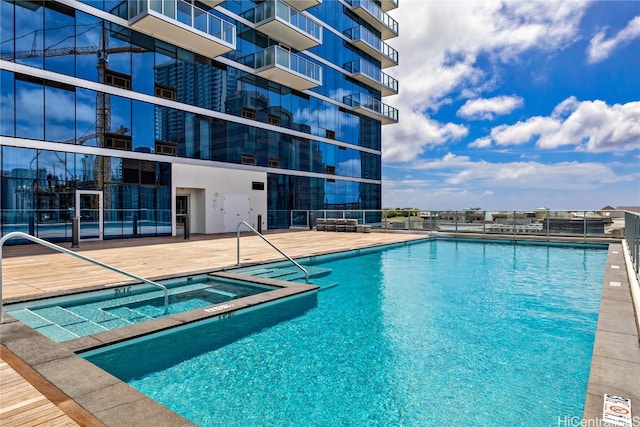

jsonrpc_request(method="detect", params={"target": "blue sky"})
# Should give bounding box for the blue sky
[382,0,640,210]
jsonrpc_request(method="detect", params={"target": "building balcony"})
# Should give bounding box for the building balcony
[281,0,322,11]
[343,93,398,124]
[345,0,398,40]
[344,59,398,96]
[128,0,235,58]
[199,0,224,7]
[344,26,398,68]
[379,0,398,12]
[249,0,322,51]
[247,45,322,91]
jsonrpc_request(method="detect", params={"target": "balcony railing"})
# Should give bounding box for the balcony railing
[345,0,398,40]
[248,0,321,51]
[343,93,398,124]
[128,0,236,58]
[344,26,398,68]
[344,59,398,96]
[247,45,322,90]
[285,209,630,243]
[626,211,640,276]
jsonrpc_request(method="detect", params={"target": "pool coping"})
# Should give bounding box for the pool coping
[1,237,638,426]
[582,242,640,424]
[1,272,319,427]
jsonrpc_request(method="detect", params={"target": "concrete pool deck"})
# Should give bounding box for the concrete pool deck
[0,231,638,426]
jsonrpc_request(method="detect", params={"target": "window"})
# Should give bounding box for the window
[241,108,256,120]
[268,158,281,168]
[104,69,131,90]
[268,115,281,126]
[104,134,132,151]
[155,84,177,101]
[252,181,265,190]
[241,154,257,165]
[155,141,177,156]
[326,165,335,175]
[326,130,335,140]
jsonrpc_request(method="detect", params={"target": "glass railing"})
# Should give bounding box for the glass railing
[344,59,398,93]
[0,209,172,244]
[128,0,236,46]
[287,209,629,242]
[253,0,321,41]
[343,93,398,122]
[345,0,398,36]
[344,26,398,65]
[252,45,322,83]
[626,211,640,276]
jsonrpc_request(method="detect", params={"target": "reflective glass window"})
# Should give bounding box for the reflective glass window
[1,146,38,223]
[75,88,98,146]
[44,2,75,75]
[76,153,99,189]
[75,12,101,82]
[132,100,154,153]
[0,0,15,61]
[109,95,131,135]
[106,24,132,77]
[131,31,155,95]
[0,71,15,136]
[45,83,76,142]
[15,75,44,140]
[14,0,43,69]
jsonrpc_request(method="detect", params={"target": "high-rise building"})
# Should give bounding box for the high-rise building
[0,0,398,243]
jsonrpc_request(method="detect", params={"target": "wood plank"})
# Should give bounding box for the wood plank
[0,347,105,427]
[0,360,79,427]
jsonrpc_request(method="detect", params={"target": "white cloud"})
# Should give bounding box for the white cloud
[468,137,492,148]
[457,95,523,120]
[383,154,637,209]
[587,16,640,63]
[473,98,640,152]
[540,100,640,151]
[394,153,627,188]
[384,0,588,164]
[490,116,560,146]
[382,111,467,163]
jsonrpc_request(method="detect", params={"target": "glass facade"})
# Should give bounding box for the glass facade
[0,0,397,240]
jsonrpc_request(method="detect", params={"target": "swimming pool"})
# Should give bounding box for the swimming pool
[83,240,607,426]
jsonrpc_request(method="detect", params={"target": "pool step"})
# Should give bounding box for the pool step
[319,283,340,291]
[5,279,274,343]
[67,305,133,329]
[104,306,155,323]
[31,306,108,337]
[8,308,53,328]
[241,265,332,282]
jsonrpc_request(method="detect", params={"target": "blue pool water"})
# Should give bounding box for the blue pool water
[84,240,607,426]
[6,275,272,342]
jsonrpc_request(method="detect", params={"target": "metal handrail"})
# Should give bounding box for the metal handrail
[236,221,309,283]
[0,231,169,323]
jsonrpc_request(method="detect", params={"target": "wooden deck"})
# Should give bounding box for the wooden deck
[0,360,79,427]
[0,230,427,425]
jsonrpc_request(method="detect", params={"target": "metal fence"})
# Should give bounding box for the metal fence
[626,211,640,276]
[289,209,628,242]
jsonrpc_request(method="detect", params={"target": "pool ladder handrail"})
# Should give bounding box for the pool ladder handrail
[236,221,309,284]
[0,231,169,324]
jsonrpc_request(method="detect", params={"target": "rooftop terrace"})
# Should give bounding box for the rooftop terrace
[1,226,638,426]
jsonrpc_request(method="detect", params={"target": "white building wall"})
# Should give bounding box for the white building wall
[172,163,267,234]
